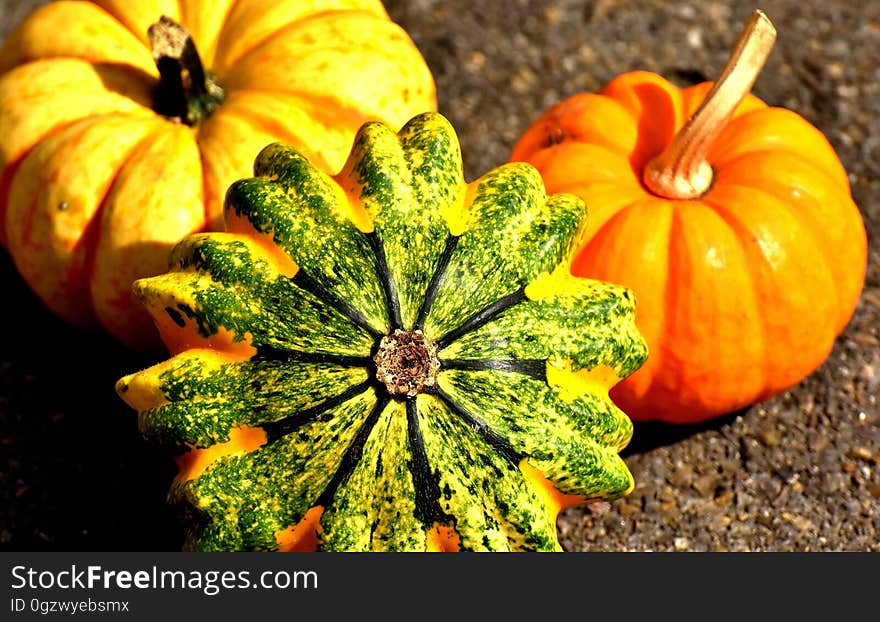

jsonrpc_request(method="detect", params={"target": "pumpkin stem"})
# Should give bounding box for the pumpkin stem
[643,10,776,199]
[148,15,225,125]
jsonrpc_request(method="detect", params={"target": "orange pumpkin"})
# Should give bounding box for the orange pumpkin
[0,0,436,352]
[510,11,868,423]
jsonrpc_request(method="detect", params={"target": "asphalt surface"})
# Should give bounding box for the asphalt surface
[0,0,877,552]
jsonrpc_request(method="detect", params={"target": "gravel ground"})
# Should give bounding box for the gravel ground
[0,0,877,552]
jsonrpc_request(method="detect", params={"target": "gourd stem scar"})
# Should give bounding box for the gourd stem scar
[373,330,440,397]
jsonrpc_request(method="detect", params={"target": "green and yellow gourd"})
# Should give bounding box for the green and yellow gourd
[117,112,648,552]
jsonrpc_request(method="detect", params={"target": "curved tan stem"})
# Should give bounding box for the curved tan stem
[644,10,777,199]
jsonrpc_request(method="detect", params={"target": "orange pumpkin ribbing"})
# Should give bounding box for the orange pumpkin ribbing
[510,22,867,423]
[0,0,436,351]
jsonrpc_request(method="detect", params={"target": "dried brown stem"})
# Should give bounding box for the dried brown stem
[148,16,224,125]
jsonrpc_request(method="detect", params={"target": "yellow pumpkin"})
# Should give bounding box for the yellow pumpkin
[0,0,436,351]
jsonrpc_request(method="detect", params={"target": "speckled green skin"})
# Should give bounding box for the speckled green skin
[119,112,648,552]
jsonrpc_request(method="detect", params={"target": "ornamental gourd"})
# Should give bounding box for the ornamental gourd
[116,112,648,552]
[510,11,868,424]
[0,0,436,352]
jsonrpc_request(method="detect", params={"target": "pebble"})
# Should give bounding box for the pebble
[669,462,695,487]
[847,447,876,462]
[618,498,642,517]
[809,435,831,453]
[709,514,732,531]
[852,332,878,347]
[686,28,702,48]
[692,473,719,497]
[782,512,816,532]
[863,289,880,310]
[587,501,612,515]
[775,466,796,482]
[714,488,735,506]
[759,428,782,447]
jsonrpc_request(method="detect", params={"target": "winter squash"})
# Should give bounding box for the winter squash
[509,11,868,424]
[512,12,867,424]
[116,112,648,551]
[0,0,436,352]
